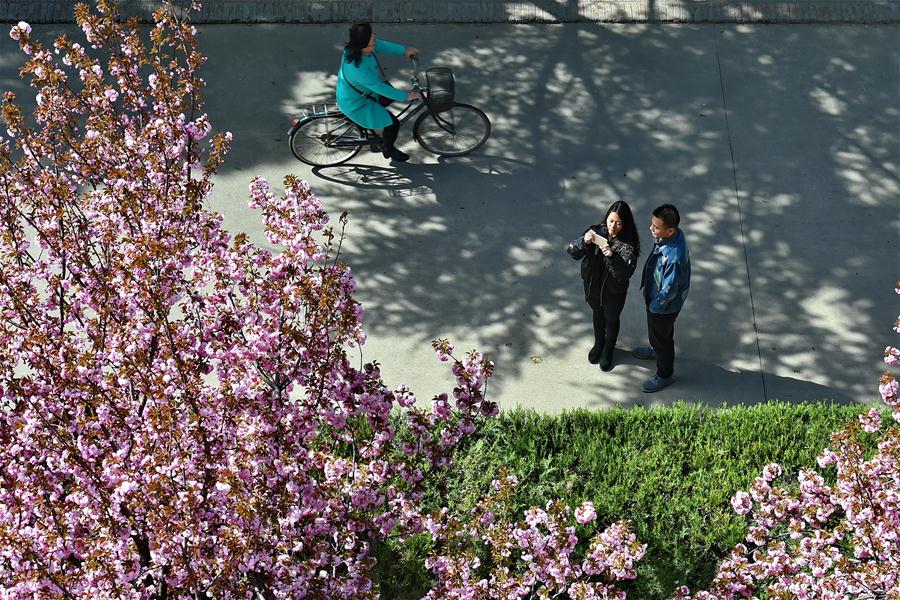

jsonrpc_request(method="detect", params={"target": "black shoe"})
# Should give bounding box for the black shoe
[599,349,614,372]
[588,344,603,364]
[383,148,409,162]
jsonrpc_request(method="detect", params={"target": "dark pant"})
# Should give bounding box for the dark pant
[647,310,679,378]
[591,292,627,357]
[381,113,401,153]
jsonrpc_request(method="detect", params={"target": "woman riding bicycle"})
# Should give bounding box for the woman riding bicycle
[337,23,423,163]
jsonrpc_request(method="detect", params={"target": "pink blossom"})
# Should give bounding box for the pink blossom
[858,407,882,433]
[731,491,753,515]
[574,501,597,525]
[817,448,839,467]
[9,21,31,41]
[761,463,782,481]
[880,377,898,403]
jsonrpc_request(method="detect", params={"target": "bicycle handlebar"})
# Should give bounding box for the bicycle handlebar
[409,56,423,91]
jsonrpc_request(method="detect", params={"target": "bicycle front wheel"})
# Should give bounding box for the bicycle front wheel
[289,115,362,166]
[413,103,491,157]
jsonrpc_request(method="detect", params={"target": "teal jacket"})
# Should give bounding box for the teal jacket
[640,228,691,314]
[336,39,408,130]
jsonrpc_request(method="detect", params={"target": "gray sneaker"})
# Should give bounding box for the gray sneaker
[641,374,675,393]
[632,346,656,360]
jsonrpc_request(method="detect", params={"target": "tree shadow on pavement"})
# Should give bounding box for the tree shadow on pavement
[181,22,900,408]
[267,23,896,408]
[3,22,896,409]
[313,154,577,362]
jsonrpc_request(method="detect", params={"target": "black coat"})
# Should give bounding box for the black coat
[567,224,639,308]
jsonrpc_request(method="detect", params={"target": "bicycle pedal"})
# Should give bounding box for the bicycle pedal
[369,142,384,153]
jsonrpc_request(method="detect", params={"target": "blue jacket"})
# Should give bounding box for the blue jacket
[640,228,690,314]
[336,39,408,130]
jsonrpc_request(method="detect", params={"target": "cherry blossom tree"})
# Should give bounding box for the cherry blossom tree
[0,3,498,597]
[674,287,900,600]
[423,473,646,600]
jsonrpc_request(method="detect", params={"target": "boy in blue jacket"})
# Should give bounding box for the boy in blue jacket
[633,204,691,393]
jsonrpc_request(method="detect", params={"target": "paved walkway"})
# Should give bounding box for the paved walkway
[3,0,899,23]
[1,23,898,411]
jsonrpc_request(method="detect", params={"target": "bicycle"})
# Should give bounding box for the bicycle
[287,58,491,166]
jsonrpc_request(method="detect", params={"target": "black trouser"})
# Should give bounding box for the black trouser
[590,292,627,357]
[381,113,400,153]
[647,310,679,378]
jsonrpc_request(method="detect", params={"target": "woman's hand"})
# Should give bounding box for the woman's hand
[583,231,594,245]
[600,244,613,257]
[407,90,424,102]
[405,46,420,60]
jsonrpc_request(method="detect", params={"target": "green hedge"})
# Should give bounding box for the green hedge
[376,401,876,600]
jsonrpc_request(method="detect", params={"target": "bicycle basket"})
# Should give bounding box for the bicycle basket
[425,67,455,114]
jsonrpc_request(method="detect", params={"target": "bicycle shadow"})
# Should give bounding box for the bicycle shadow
[310,153,533,193]
[312,162,411,190]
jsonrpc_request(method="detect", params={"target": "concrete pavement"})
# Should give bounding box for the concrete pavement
[1,23,897,411]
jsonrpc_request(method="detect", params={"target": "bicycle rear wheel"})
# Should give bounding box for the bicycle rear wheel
[289,115,362,166]
[413,103,491,157]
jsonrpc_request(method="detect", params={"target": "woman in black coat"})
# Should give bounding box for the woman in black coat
[567,201,641,371]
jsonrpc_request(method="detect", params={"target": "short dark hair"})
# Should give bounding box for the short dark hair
[344,23,372,67]
[652,204,680,229]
